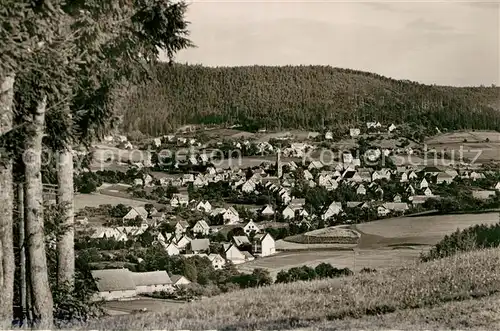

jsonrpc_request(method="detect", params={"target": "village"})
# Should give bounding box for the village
[77,123,500,308]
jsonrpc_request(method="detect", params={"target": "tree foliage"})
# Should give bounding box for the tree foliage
[120,64,500,135]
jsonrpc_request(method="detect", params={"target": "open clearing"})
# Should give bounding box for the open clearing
[241,212,499,277]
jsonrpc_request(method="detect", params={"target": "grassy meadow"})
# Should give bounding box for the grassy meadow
[81,247,500,330]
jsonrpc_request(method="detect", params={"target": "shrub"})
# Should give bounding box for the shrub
[421,222,500,262]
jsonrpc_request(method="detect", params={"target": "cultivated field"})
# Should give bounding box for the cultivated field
[242,212,499,277]
[355,212,500,247]
[74,193,155,211]
[237,248,422,279]
[425,130,500,162]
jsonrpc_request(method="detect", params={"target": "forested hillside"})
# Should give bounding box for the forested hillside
[120,64,500,135]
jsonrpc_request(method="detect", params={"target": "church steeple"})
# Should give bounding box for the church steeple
[276,148,282,178]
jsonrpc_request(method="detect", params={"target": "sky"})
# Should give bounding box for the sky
[161,0,500,87]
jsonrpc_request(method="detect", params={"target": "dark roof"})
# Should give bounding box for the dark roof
[190,238,210,252]
[91,269,135,292]
[131,271,172,286]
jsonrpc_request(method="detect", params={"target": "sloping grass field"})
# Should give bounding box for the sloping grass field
[82,248,500,330]
[355,212,500,247]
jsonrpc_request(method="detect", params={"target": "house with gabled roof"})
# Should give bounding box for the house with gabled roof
[282,206,295,219]
[208,254,226,270]
[243,220,261,235]
[122,207,148,221]
[171,220,189,234]
[171,193,189,208]
[303,169,314,180]
[356,184,366,195]
[323,201,343,220]
[383,202,409,212]
[400,172,408,183]
[223,243,246,265]
[91,269,137,301]
[261,205,274,217]
[131,271,173,294]
[175,235,192,249]
[252,233,276,257]
[308,161,323,171]
[192,220,210,236]
[170,275,191,287]
[419,178,429,189]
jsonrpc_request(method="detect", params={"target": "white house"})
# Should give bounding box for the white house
[424,187,433,196]
[419,178,429,189]
[164,242,180,256]
[196,201,212,213]
[377,206,390,217]
[122,207,148,222]
[308,161,323,171]
[323,201,343,220]
[325,131,333,140]
[349,128,361,137]
[241,180,256,193]
[400,172,408,183]
[356,184,366,195]
[223,244,246,265]
[303,170,314,180]
[243,220,261,235]
[282,206,295,219]
[131,271,173,294]
[171,193,189,208]
[388,124,397,132]
[192,220,210,236]
[252,233,276,257]
[170,275,191,287]
[172,221,189,234]
[175,235,192,249]
[223,207,240,224]
[495,182,500,191]
[208,254,226,270]
[261,205,274,217]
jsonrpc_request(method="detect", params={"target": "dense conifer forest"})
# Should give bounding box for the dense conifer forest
[120,64,500,135]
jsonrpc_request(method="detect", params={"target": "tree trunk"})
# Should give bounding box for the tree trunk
[18,183,27,323]
[25,95,53,326]
[57,147,74,287]
[0,74,15,326]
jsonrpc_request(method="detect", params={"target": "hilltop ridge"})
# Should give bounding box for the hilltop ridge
[119,64,500,135]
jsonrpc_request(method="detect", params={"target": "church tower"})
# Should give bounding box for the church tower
[276,148,282,178]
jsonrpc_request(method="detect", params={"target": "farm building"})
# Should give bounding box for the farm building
[131,271,173,294]
[91,269,137,301]
[171,275,191,287]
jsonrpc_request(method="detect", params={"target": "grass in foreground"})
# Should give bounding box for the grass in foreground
[82,248,500,330]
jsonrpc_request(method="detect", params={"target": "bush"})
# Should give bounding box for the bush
[276,263,352,283]
[421,222,500,262]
